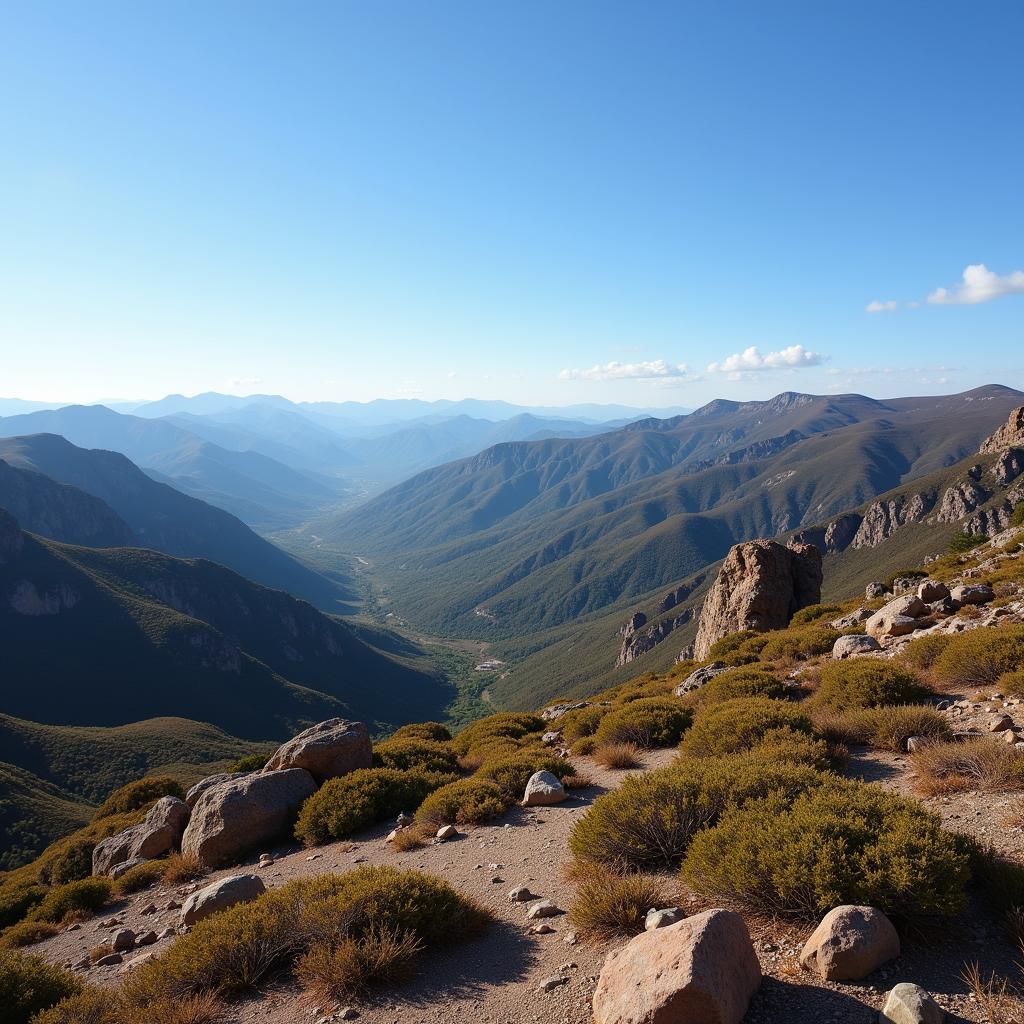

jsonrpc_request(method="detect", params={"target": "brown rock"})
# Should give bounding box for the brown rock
[92,796,191,876]
[693,541,822,660]
[180,873,266,926]
[593,908,760,1024]
[185,772,249,808]
[264,719,372,784]
[181,767,316,867]
[799,905,899,981]
[979,406,1024,455]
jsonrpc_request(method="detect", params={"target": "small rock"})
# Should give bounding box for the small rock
[180,874,266,926]
[526,900,562,919]
[110,929,136,952]
[531,923,556,934]
[537,974,569,992]
[989,714,1014,733]
[879,982,945,1024]
[509,886,536,902]
[136,931,158,946]
[564,931,579,945]
[95,952,123,967]
[522,770,566,807]
[833,634,882,659]
[645,907,685,930]
[139,902,158,916]
[800,905,899,981]
[158,927,177,939]
[339,1010,360,1021]
[436,825,458,841]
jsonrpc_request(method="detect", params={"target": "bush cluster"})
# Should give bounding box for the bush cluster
[415,778,508,828]
[759,624,842,662]
[693,667,789,706]
[706,631,771,665]
[372,739,459,775]
[567,864,673,940]
[813,660,929,710]
[450,713,544,756]
[680,697,814,759]
[28,878,112,924]
[390,722,452,743]
[815,705,950,753]
[592,698,692,748]
[475,752,574,799]
[911,738,1024,796]
[92,777,185,820]
[931,627,1024,688]
[0,949,81,1024]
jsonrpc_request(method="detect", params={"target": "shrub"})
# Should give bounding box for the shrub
[476,752,574,799]
[225,753,267,773]
[32,988,223,1024]
[28,878,111,924]
[932,627,1024,688]
[92,777,184,820]
[295,768,456,845]
[759,625,842,662]
[568,866,673,940]
[818,705,950,753]
[593,743,642,769]
[39,838,95,887]
[1012,502,1024,529]
[389,722,452,743]
[680,698,814,759]
[451,713,544,756]
[746,728,834,770]
[0,949,81,1024]
[161,852,206,885]
[568,758,825,870]
[593,698,692,748]
[790,604,843,626]
[295,925,422,1001]
[814,660,929,710]
[707,630,770,664]
[456,737,525,771]
[559,706,608,744]
[0,883,45,929]
[0,920,59,949]
[372,739,459,775]
[682,780,971,919]
[571,736,598,756]
[1000,670,1024,696]
[912,738,1024,796]
[695,667,788,707]
[415,778,508,828]
[899,634,953,671]
[112,860,167,897]
[950,532,987,554]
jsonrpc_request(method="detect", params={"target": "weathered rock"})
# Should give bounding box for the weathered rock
[916,580,950,603]
[593,909,760,1024]
[95,952,122,967]
[92,797,191,876]
[674,661,728,696]
[645,906,685,930]
[185,772,248,808]
[522,770,566,807]
[264,719,372,784]
[799,905,899,981]
[110,928,135,952]
[509,886,536,902]
[852,496,932,549]
[526,900,561,919]
[436,825,458,841]
[830,607,872,629]
[617,610,693,667]
[980,406,1024,455]
[832,634,882,659]
[541,731,561,745]
[180,874,266,926]
[136,930,158,946]
[989,713,1014,733]
[693,541,822,660]
[866,595,927,639]
[950,583,994,606]
[880,982,945,1024]
[866,582,889,600]
[109,857,148,880]
[937,482,990,523]
[181,768,316,867]
[541,701,592,721]
[537,974,569,992]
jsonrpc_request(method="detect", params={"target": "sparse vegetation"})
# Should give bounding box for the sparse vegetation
[759,624,841,661]
[949,531,988,554]
[814,705,951,753]
[224,753,267,773]
[475,752,574,799]
[92,777,185,820]
[0,949,81,1024]
[0,920,59,950]
[28,878,111,924]
[593,742,642,769]
[931,627,1024,688]
[112,859,167,897]
[567,864,673,940]
[912,738,1024,795]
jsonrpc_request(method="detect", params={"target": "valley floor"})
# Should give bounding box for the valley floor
[32,741,1024,1024]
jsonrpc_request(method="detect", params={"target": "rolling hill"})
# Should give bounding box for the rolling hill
[0,433,349,610]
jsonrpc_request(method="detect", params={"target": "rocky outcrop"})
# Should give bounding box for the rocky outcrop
[181,768,316,867]
[592,909,761,1024]
[616,610,692,666]
[92,796,190,876]
[832,634,881,659]
[674,662,728,696]
[866,594,928,639]
[992,448,1024,485]
[793,513,863,554]
[264,719,372,784]
[185,772,249,808]
[180,874,266,926]
[980,406,1024,455]
[936,480,990,523]
[657,574,707,614]
[851,495,933,549]
[799,905,899,981]
[693,541,822,660]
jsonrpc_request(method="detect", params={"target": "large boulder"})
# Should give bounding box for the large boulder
[832,634,882,659]
[185,772,249,808]
[92,796,191,876]
[950,583,994,607]
[522,770,566,807]
[693,541,822,660]
[674,662,728,697]
[180,874,266,926]
[264,719,372,784]
[592,908,761,1024]
[181,768,316,868]
[799,905,899,981]
[866,595,927,639]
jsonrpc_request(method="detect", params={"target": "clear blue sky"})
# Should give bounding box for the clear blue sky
[1,1,1022,407]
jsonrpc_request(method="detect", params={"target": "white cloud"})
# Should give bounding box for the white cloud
[865,300,898,313]
[928,263,1024,305]
[706,345,825,374]
[558,359,695,382]
[226,376,263,389]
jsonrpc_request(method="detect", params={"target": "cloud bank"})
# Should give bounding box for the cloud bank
[865,300,898,313]
[559,359,694,382]
[928,263,1024,305]
[706,345,824,374]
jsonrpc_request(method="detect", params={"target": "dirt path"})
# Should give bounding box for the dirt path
[32,746,1024,1023]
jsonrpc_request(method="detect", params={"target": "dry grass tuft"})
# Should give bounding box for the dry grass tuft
[912,738,1024,796]
[961,961,1024,1022]
[567,863,674,941]
[593,743,642,770]
[391,825,431,852]
[161,852,206,885]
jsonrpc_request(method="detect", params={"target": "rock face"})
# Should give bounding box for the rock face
[799,905,899,981]
[522,770,566,807]
[693,541,822,660]
[181,768,316,867]
[616,610,693,667]
[0,508,25,565]
[851,495,933,549]
[593,909,760,1024]
[180,874,266,926]
[980,406,1024,455]
[937,480,990,523]
[92,796,191,876]
[264,719,372,784]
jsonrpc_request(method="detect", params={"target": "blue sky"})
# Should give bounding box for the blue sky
[1,1,1022,407]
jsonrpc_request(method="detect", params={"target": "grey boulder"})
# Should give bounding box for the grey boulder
[264,719,372,784]
[180,873,266,926]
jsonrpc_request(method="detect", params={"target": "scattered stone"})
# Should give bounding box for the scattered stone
[436,825,458,841]
[917,580,950,603]
[866,595,927,639]
[531,923,556,934]
[645,907,685,930]
[180,874,266,926]
[158,928,176,940]
[905,736,928,753]
[830,608,873,629]
[951,583,995,606]
[866,582,889,600]
[541,731,561,745]
[139,902,158,916]
[509,886,536,902]
[95,953,123,967]
[264,718,372,784]
[537,974,569,992]
[593,909,760,1024]
[120,951,158,973]
[135,931,158,946]
[526,900,562,919]
[989,714,1014,733]
[110,929,136,952]
[64,923,81,932]
[880,982,945,1024]
[799,905,900,981]
[339,1010,359,1021]
[522,770,566,807]
[165,899,181,911]
[564,931,579,945]
[832,634,882,659]
[259,853,275,866]
[396,812,414,827]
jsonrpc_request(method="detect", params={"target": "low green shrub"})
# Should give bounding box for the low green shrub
[475,753,574,799]
[0,920,59,950]
[1000,669,1024,696]
[92,777,184,820]
[389,722,452,743]
[932,627,1024,688]
[0,949,81,1024]
[814,660,929,710]
[28,878,111,924]
[899,634,953,671]
[38,838,95,888]
[679,698,814,759]
[225,753,268,773]
[372,739,459,775]
[415,778,508,828]
[559,706,608,744]
[746,728,835,770]
[950,532,987,554]
[568,758,826,870]
[0,883,45,930]
[790,604,843,626]
[295,768,456,845]
[571,736,598,756]
[112,860,167,897]
[682,779,971,918]
[759,624,841,661]
[592,698,692,748]
[706,630,770,664]
[451,713,544,756]
[695,667,788,706]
